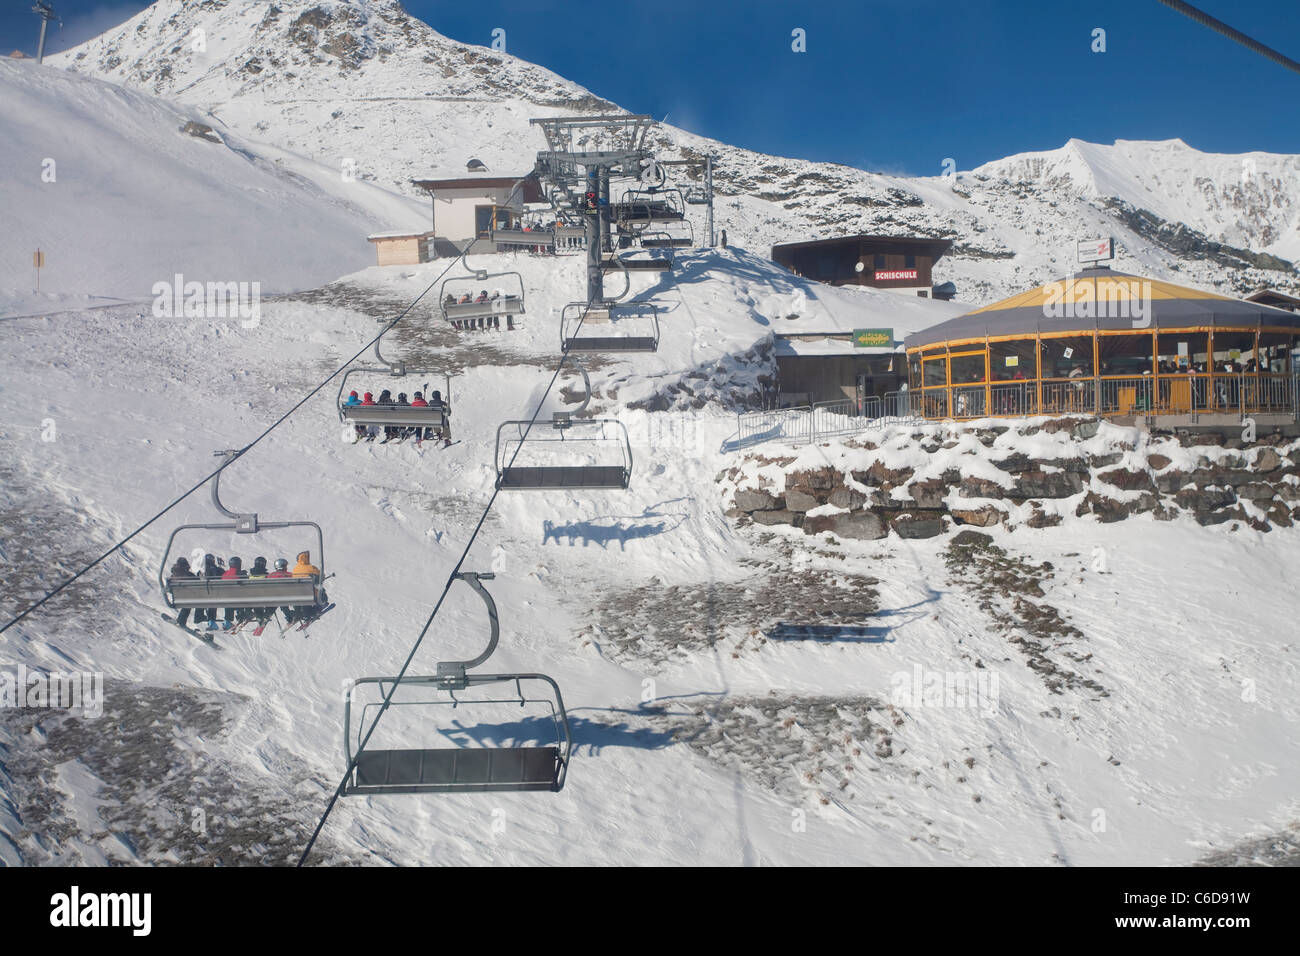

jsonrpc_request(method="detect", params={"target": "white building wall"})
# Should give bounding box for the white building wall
[430,186,524,242]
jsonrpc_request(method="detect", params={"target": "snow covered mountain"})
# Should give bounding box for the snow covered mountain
[0,55,426,317]
[48,0,1300,304]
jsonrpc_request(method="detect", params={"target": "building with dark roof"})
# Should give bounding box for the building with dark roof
[772,235,954,299]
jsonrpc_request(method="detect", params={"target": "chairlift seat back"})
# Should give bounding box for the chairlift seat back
[350,745,561,794]
[166,576,319,609]
[342,404,448,428]
[444,296,523,321]
[497,465,629,490]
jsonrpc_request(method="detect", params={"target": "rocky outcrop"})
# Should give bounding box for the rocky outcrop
[725,418,1300,540]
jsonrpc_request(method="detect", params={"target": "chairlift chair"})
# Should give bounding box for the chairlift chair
[561,300,660,354]
[342,572,571,795]
[611,187,685,229]
[683,185,710,205]
[337,333,452,433]
[495,364,633,490]
[160,451,327,612]
[605,234,674,273]
[639,219,694,249]
[438,270,526,325]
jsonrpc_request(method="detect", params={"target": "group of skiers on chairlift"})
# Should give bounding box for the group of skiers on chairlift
[167,551,328,632]
[442,289,517,331]
[344,388,451,445]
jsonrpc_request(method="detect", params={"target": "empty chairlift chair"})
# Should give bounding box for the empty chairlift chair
[495,364,633,490]
[160,451,327,615]
[561,300,660,354]
[639,219,694,249]
[342,572,571,795]
[611,188,685,229]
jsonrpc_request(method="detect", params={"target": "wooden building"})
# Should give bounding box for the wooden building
[367,230,435,266]
[771,235,953,298]
[1247,289,1300,313]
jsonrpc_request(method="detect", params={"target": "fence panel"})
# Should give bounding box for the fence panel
[735,405,810,448]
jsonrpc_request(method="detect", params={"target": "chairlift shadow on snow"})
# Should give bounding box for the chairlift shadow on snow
[436,710,680,757]
[540,501,687,550]
[764,585,942,644]
[765,622,894,644]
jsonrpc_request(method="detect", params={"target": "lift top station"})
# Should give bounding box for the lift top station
[527,115,715,303]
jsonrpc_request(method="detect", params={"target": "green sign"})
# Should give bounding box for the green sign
[854,328,894,348]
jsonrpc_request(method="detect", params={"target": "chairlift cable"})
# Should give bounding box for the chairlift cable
[1154,0,1300,76]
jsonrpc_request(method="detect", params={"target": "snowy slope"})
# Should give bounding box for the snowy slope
[0,56,426,318]
[1,248,1297,866]
[47,0,1300,303]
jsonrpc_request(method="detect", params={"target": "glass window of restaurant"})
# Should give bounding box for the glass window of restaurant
[1259,331,1294,373]
[990,339,1037,381]
[1157,331,1207,373]
[1098,332,1154,377]
[923,350,948,386]
[1040,335,1094,378]
[1211,329,1257,372]
[949,350,988,385]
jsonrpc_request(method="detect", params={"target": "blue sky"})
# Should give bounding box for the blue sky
[4,0,1298,175]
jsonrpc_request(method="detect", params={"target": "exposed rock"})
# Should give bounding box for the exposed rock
[1254,447,1282,472]
[1235,482,1276,501]
[735,489,783,511]
[803,511,888,540]
[1026,506,1062,528]
[992,452,1034,472]
[852,461,914,486]
[1072,420,1100,439]
[1188,468,1257,488]
[179,120,222,143]
[785,467,839,492]
[908,478,949,509]
[950,529,994,548]
[1085,493,1132,523]
[827,486,867,510]
[1088,452,1124,468]
[1175,487,1237,511]
[751,509,798,526]
[891,513,946,539]
[951,506,1005,527]
[1011,470,1084,499]
[958,476,1005,499]
[1098,467,1156,493]
[1155,470,1190,493]
[1179,431,1224,447]
[1147,453,1173,471]
[784,489,821,513]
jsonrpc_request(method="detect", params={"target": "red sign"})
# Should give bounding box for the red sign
[875,269,918,281]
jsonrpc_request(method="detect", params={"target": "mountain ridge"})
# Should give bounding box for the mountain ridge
[46,0,1300,304]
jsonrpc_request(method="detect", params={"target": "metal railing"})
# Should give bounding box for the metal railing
[734,393,922,450]
[915,371,1299,422]
[735,405,811,448]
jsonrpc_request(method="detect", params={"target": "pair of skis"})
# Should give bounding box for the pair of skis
[162,603,335,649]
